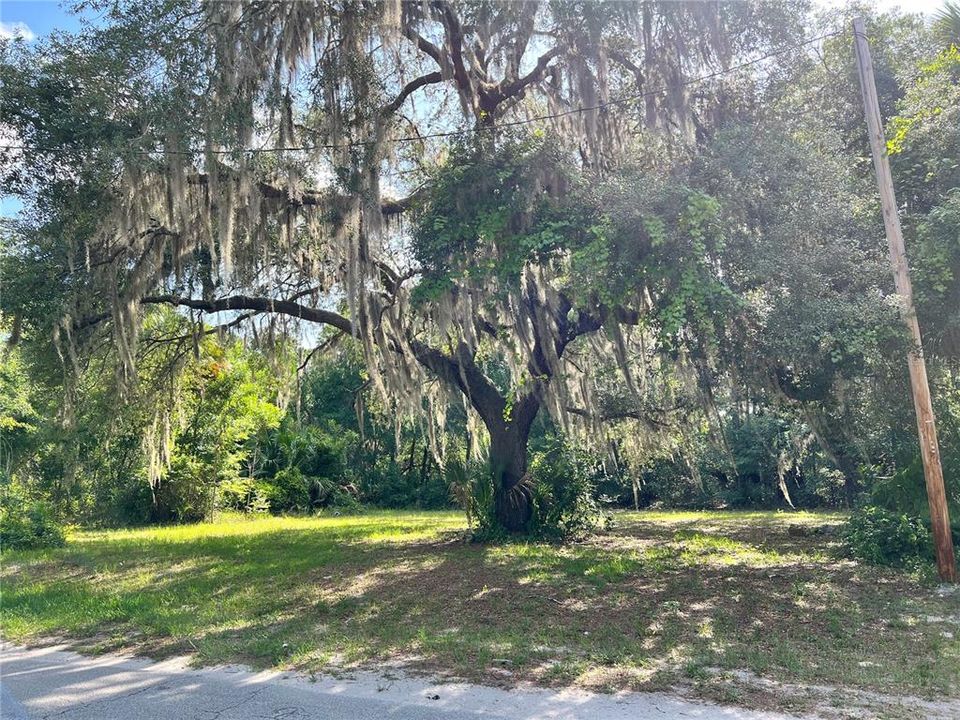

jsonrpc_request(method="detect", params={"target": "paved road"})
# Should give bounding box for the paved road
[1,643,798,719]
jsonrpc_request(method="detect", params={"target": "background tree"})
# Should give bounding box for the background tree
[2,0,806,531]
[3,1,957,538]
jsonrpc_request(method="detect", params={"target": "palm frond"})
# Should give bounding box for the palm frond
[933,0,960,48]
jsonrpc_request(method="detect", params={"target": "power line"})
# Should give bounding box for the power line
[2,30,842,157]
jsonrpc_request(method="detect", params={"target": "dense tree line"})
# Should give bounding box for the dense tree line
[1,1,958,541]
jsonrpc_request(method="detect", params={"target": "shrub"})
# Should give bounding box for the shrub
[94,478,156,527]
[263,467,312,511]
[458,439,606,542]
[356,444,454,510]
[255,420,369,512]
[153,455,217,522]
[842,506,933,568]
[218,477,271,514]
[0,496,66,551]
[325,484,363,512]
[870,450,960,537]
[528,440,605,541]
[445,447,472,522]
[467,470,505,543]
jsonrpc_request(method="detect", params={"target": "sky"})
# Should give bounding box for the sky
[0,1,86,40]
[0,0,951,220]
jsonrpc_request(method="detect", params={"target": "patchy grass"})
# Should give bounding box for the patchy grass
[3,509,959,715]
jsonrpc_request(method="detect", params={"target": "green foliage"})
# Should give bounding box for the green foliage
[96,479,156,527]
[575,174,738,346]
[412,133,591,304]
[870,458,960,537]
[842,507,933,568]
[144,332,286,522]
[0,347,40,481]
[354,458,450,510]
[154,455,217,523]
[0,309,294,525]
[657,191,731,344]
[297,343,458,511]
[887,45,960,207]
[254,419,351,512]
[621,410,849,512]
[528,439,605,541]
[443,441,482,526]
[0,486,65,551]
[455,439,606,543]
[933,1,960,49]
[870,374,960,532]
[887,46,960,355]
[217,477,271,515]
[263,467,313,512]
[466,471,504,543]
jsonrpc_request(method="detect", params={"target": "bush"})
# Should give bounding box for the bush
[255,419,370,512]
[262,467,312,511]
[0,496,66,551]
[870,450,960,535]
[529,440,605,541]
[459,439,606,542]
[356,443,454,510]
[217,477,271,514]
[842,506,933,568]
[92,477,156,527]
[467,470,504,542]
[325,484,363,512]
[153,455,217,522]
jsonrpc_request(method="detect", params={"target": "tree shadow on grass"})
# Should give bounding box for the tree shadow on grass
[5,513,958,701]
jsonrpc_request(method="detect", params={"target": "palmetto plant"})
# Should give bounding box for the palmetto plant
[934,1,960,48]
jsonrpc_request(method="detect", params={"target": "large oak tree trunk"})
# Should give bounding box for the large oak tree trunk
[489,425,534,531]
[486,394,541,532]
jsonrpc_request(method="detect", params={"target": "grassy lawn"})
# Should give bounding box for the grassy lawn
[3,510,959,715]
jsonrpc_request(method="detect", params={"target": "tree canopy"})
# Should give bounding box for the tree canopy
[2,0,959,535]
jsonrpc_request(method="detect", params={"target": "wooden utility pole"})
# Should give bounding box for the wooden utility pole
[852,17,957,582]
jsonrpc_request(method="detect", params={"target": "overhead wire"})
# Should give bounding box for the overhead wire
[0,30,843,157]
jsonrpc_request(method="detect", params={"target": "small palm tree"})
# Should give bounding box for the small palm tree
[934,1,960,49]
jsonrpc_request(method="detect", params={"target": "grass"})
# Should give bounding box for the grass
[3,509,959,714]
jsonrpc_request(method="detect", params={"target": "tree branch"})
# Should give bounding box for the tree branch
[402,25,444,67]
[187,174,420,217]
[298,331,346,372]
[606,47,645,90]
[492,44,565,106]
[381,71,444,116]
[140,294,355,335]
[431,0,474,105]
[101,291,510,432]
[408,338,506,426]
[142,311,259,346]
[565,405,671,428]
